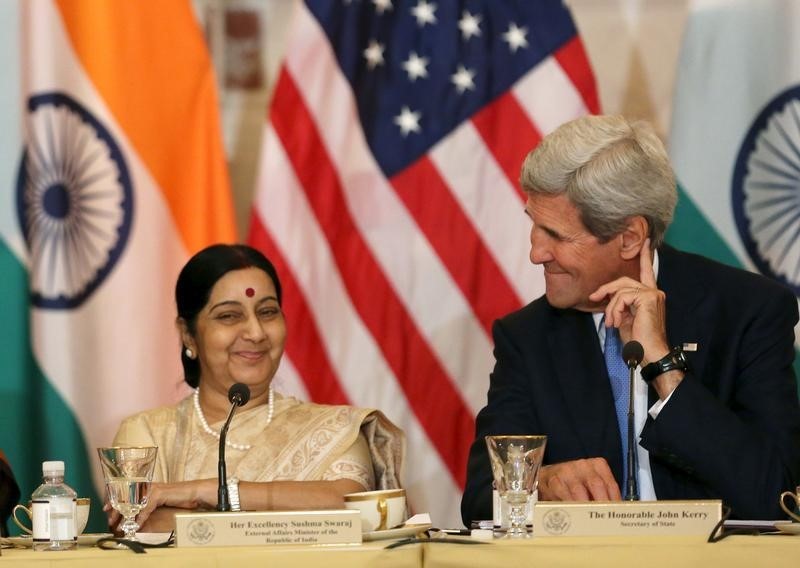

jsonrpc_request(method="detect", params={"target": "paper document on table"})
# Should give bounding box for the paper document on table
[136,532,174,545]
[405,513,431,526]
[723,519,788,532]
[723,520,781,528]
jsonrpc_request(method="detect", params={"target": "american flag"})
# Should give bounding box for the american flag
[248,0,598,527]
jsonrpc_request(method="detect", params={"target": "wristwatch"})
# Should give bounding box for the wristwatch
[641,346,688,383]
[227,477,241,512]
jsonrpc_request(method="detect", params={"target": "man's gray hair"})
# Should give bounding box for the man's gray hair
[520,115,676,247]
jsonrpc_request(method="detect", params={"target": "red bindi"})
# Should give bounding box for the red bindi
[245,287,255,297]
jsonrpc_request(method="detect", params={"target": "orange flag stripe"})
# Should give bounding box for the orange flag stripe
[54,0,236,252]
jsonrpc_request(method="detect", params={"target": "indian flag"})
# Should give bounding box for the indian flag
[0,0,235,532]
[668,0,800,375]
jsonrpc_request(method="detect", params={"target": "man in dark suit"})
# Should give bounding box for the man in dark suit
[461,115,800,525]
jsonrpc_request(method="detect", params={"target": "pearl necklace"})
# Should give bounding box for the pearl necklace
[193,385,274,451]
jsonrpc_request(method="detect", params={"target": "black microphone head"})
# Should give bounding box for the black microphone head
[227,383,251,406]
[622,341,644,368]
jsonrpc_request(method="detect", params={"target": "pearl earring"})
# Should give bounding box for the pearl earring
[185,347,194,359]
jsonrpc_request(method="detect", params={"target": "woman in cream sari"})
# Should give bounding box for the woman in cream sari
[109,244,404,531]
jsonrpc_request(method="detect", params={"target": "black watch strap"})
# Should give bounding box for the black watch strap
[641,346,688,383]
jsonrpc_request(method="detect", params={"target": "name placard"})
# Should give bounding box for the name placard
[175,509,362,547]
[533,500,721,537]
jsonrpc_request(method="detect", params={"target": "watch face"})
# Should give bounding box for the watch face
[667,348,688,371]
[642,347,687,383]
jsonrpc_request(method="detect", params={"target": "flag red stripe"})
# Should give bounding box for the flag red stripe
[554,37,601,114]
[390,157,523,335]
[248,212,351,404]
[471,92,542,200]
[270,68,473,485]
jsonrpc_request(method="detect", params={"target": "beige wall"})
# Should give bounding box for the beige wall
[569,0,688,136]
[198,0,690,238]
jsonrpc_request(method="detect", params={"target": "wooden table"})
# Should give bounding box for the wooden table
[3,532,797,567]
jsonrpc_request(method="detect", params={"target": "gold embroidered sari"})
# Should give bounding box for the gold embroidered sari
[112,393,404,491]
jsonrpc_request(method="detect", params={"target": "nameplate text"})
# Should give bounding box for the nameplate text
[175,509,362,547]
[533,500,721,537]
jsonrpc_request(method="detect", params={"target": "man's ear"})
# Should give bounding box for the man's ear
[176,317,195,352]
[620,216,649,261]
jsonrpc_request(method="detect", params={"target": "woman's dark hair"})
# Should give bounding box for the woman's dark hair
[176,244,282,388]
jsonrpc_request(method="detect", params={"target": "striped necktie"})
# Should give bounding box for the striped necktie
[603,324,633,491]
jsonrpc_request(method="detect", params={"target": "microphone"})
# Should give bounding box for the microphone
[621,341,643,501]
[622,341,644,369]
[228,383,251,407]
[217,383,251,511]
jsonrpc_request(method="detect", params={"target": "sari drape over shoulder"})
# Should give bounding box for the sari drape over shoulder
[113,393,404,491]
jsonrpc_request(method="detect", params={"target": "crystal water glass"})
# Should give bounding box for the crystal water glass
[97,446,158,541]
[485,435,547,538]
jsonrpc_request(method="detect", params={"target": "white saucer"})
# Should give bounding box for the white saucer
[362,523,432,542]
[774,521,800,535]
[2,533,113,548]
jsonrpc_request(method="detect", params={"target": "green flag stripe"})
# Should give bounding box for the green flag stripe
[666,184,744,269]
[666,183,800,382]
[0,239,105,534]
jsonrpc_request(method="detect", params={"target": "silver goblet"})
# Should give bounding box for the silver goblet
[97,446,158,541]
[485,435,547,538]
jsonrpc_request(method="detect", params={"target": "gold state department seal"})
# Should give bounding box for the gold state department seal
[542,509,571,535]
[187,518,216,545]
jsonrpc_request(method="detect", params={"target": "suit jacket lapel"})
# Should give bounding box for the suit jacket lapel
[548,308,625,483]
[655,246,712,405]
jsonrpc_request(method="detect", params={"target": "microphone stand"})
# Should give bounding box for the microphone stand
[621,340,643,502]
[217,401,239,511]
[216,384,251,511]
[625,362,639,501]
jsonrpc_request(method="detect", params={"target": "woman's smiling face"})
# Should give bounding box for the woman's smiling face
[186,267,286,399]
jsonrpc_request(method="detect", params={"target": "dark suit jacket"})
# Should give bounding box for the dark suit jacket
[461,246,800,524]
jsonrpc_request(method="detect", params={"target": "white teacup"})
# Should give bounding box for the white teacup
[344,489,406,533]
[13,497,91,536]
[780,486,800,523]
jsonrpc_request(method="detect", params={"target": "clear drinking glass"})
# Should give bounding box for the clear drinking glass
[485,435,547,538]
[97,446,158,541]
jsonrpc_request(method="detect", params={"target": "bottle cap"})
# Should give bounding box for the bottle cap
[42,460,65,474]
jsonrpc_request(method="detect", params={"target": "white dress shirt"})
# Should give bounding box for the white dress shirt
[590,250,674,501]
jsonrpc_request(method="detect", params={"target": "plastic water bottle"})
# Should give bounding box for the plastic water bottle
[31,461,77,551]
